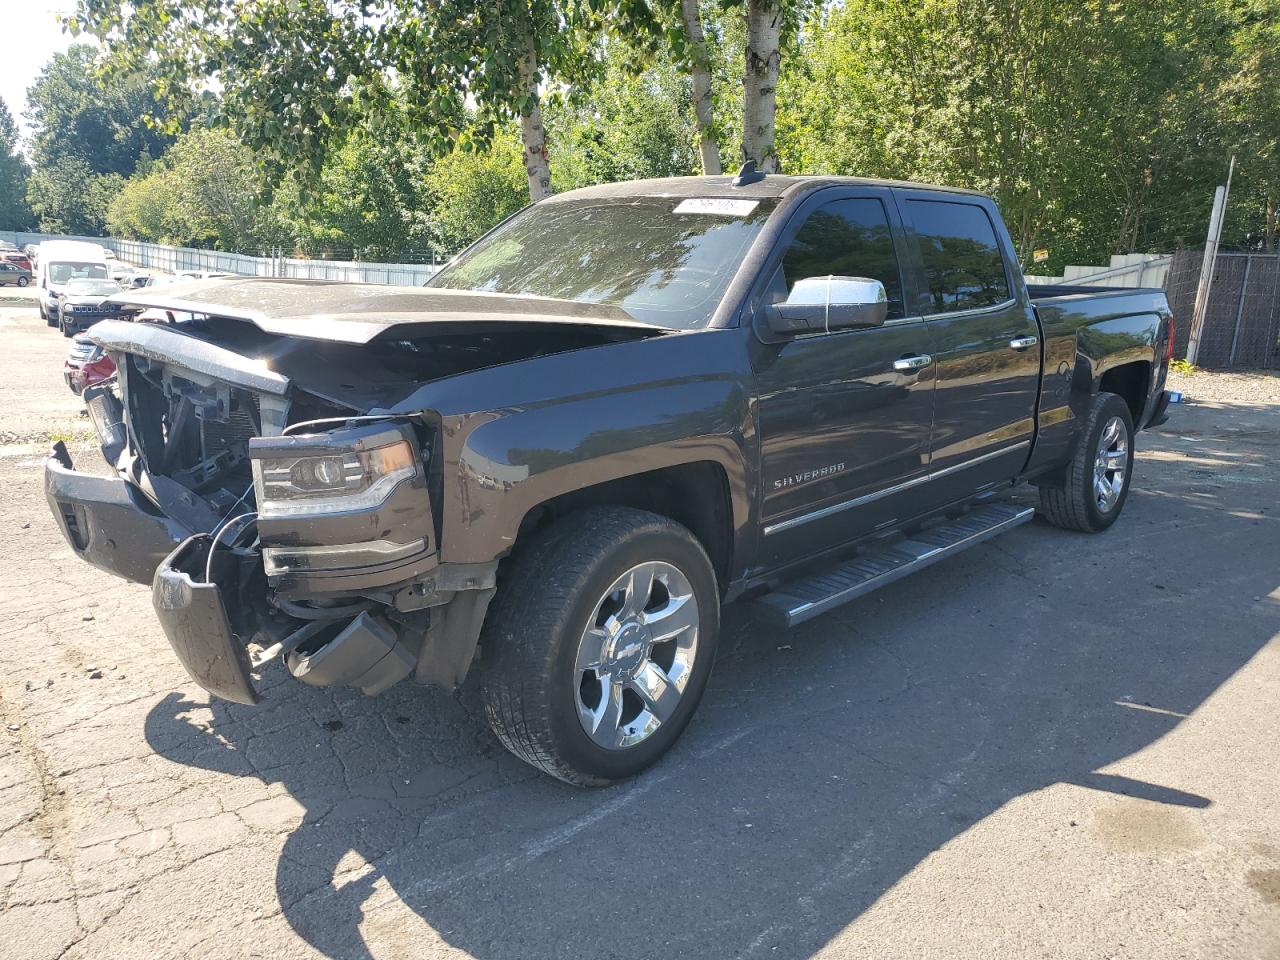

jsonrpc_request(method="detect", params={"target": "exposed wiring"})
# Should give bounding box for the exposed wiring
[202,512,254,586]
[282,414,412,436]
[210,481,254,538]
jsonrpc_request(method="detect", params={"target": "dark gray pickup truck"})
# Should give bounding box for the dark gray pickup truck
[46,173,1174,784]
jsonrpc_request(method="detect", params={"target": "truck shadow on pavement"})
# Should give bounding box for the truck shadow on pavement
[141,495,1276,959]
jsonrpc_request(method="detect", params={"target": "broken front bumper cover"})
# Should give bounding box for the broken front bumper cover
[45,442,191,585]
[152,535,418,705]
[153,536,260,705]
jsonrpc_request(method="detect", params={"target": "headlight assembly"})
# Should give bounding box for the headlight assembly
[249,424,422,519]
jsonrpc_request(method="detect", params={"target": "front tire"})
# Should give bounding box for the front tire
[477,507,720,786]
[16,277,27,287]
[1037,392,1135,532]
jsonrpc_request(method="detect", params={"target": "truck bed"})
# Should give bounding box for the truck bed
[1025,283,1167,306]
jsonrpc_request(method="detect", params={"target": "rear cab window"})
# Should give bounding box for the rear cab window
[903,199,1011,314]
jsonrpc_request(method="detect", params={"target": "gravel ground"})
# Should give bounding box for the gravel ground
[1,300,1278,960]
[1168,366,1280,404]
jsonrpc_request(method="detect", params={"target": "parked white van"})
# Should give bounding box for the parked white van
[36,241,112,326]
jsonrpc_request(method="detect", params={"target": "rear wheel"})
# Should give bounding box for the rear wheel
[16,276,28,287]
[1037,391,1135,532]
[477,507,719,786]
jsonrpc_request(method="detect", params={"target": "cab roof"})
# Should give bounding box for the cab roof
[546,173,991,204]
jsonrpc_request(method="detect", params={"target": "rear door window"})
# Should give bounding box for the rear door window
[776,198,906,320]
[906,200,1010,313]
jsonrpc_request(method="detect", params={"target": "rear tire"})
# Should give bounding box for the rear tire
[1037,392,1135,533]
[16,277,27,287]
[477,507,719,786]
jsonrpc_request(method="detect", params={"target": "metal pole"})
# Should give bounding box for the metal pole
[1228,254,1253,367]
[1187,186,1225,365]
[1187,157,1237,366]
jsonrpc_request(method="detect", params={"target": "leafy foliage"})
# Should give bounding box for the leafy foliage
[20,0,1279,269]
[425,133,530,255]
[776,0,1255,271]
[26,44,179,177]
[0,100,34,230]
[107,128,284,250]
[28,156,122,235]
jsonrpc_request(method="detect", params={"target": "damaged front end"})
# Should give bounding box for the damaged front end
[46,319,495,705]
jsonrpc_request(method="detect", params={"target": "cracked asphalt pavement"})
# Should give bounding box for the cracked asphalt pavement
[1,298,1278,959]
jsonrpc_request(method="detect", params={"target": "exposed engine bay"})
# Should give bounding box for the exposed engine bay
[65,303,662,706]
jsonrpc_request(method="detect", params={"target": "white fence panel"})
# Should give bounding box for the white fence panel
[0,230,440,285]
[1025,253,1172,289]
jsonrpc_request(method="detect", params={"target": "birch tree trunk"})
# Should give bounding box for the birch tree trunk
[517,26,553,202]
[741,0,782,173]
[681,0,721,175]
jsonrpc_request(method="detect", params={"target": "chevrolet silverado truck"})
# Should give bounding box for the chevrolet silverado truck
[45,172,1174,785]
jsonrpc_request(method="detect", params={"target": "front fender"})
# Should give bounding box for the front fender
[400,329,754,566]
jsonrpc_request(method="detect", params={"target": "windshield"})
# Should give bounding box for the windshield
[50,262,109,285]
[429,196,778,328]
[65,279,119,296]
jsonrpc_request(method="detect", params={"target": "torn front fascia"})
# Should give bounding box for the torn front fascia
[368,560,500,690]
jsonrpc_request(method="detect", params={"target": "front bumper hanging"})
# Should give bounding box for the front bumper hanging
[153,535,260,705]
[151,534,419,705]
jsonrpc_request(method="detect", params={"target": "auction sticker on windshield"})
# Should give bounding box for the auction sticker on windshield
[673,198,760,216]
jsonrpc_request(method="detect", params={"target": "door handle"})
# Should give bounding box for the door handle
[1009,335,1038,350]
[893,354,933,372]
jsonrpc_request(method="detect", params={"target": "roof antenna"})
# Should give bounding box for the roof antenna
[732,160,765,186]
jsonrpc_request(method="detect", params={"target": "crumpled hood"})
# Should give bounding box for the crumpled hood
[105,276,664,344]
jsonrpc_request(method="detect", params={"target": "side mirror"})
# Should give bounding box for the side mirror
[764,276,888,335]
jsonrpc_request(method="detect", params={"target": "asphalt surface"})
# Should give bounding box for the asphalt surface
[1,295,1278,959]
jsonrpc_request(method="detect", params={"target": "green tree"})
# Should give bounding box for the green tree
[106,127,278,250]
[425,133,530,254]
[270,124,435,260]
[26,44,179,177]
[0,100,34,230]
[550,47,701,189]
[28,156,121,234]
[74,0,654,203]
[1213,0,1280,250]
[106,165,180,241]
[777,0,1237,271]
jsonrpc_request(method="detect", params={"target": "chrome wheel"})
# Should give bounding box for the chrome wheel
[1092,416,1128,513]
[574,560,700,751]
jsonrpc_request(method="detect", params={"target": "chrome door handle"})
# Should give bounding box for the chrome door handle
[893,354,933,372]
[1009,336,1038,350]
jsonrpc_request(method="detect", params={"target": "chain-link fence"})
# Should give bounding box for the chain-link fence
[1164,250,1280,369]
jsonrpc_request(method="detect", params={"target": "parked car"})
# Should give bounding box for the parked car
[55,278,132,337]
[64,335,116,394]
[45,172,1174,785]
[3,253,33,271]
[0,262,31,287]
[36,240,111,326]
[122,273,165,289]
